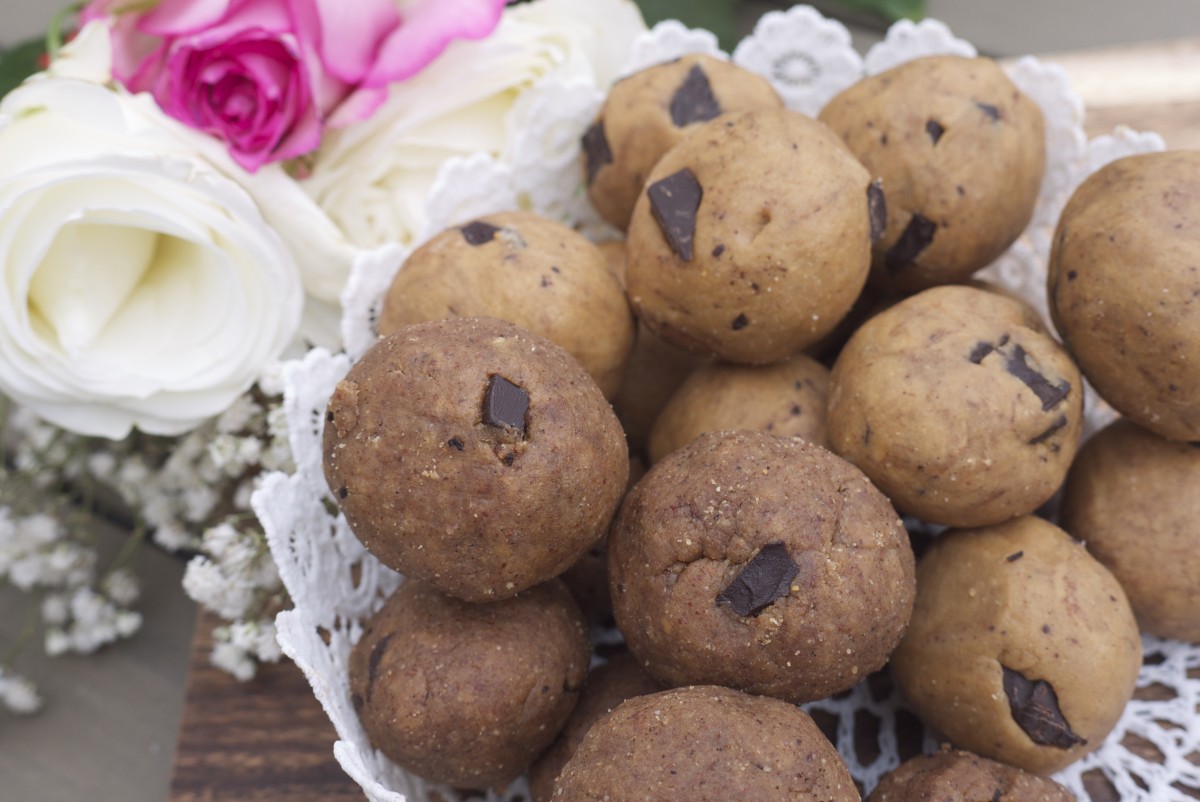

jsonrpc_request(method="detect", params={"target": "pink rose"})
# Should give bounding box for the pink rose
[84,0,508,171]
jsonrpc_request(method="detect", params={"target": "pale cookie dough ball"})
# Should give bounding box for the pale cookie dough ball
[377,211,634,399]
[819,55,1045,293]
[324,318,628,602]
[647,353,830,464]
[609,430,915,704]
[626,109,874,364]
[865,748,1075,801]
[828,284,1083,528]
[1048,151,1200,441]
[552,685,859,802]
[1060,418,1200,642]
[583,54,783,231]
[890,516,1142,775]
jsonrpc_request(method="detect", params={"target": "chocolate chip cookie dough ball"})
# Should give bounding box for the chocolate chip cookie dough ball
[1060,418,1200,642]
[865,749,1075,802]
[584,54,783,231]
[890,516,1142,775]
[819,55,1045,293]
[377,212,634,399]
[350,579,589,789]
[626,109,874,364]
[609,430,915,703]
[324,318,629,602]
[647,354,830,465]
[828,285,1083,528]
[552,685,859,802]
[528,650,664,802]
[1048,151,1200,441]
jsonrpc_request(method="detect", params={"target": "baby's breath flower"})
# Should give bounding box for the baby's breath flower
[0,670,42,715]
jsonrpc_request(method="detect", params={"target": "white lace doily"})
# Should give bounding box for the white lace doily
[255,7,1198,801]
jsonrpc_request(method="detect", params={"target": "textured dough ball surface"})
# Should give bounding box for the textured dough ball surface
[865,748,1075,801]
[609,430,915,703]
[819,55,1045,292]
[1048,151,1200,441]
[324,317,628,602]
[626,108,873,364]
[828,284,1082,527]
[1061,418,1200,641]
[552,685,859,802]
[349,580,589,789]
[890,516,1142,775]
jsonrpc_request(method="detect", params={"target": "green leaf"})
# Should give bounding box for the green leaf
[0,38,46,101]
[828,0,926,22]
[636,0,739,51]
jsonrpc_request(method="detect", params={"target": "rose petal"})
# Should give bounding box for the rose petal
[300,0,401,84]
[366,0,507,86]
[137,0,237,37]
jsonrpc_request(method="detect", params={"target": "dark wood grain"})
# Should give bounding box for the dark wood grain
[168,611,362,802]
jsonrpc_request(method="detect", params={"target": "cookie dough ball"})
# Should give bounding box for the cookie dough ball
[609,430,915,703]
[552,685,858,801]
[865,749,1075,802]
[324,318,629,602]
[350,579,589,789]
[819,55,1045,293]
[647,354,830,464]
[584,54,783,230]
[828,284,1083,528]
[1048,151,1200,441]
[528,650,664,802]
[1060,418,1200,642]
[890,516,1142,775]
[377,212,634,398]
[613,324,707,457]
[626,108,873,364]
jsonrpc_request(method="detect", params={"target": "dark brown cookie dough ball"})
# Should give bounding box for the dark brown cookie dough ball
[552,685,859,801]
[349,579,589,789]
[890,516,1142,775]
[647,353,830,464]
[828,284,1083,528]
[584,54,783,231]
[1048,151,1200,441]
[528,650,664,802]
[1060,418,1200,642]
[377,212,634,399]
[609,430,915,703]
[819,55,1045,293]
[324,318,628,602]
[865,748,1075,801]
[626,108,874,364]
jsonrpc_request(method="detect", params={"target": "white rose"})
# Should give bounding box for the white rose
[0,77,303,439]
[301,0,646,248]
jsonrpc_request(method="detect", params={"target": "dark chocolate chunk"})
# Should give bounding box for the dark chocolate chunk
[325,410,334,423]
[582,121,613,185]
[884,213,937,273]
[648,168,703,261]
[977,102,1001,121]
[368,634,394,687]
[502,452,516,466]
[1005,345,1071,411]
[867,179,887,244]
[483,375,529,434]
[460,220,500,246]
[790,404,801,416]
[716,542,798,617]
[1006,551,1024,562]
[447,437,465,451]
[926,118,945,144]
[670,64,722,127]
[1028,415,1069,445]
[969,341,995,364]
[338,486,348,499]
[1002,666,1085,749]
[732,313,749,331]
[1067,270,1078,281]
[712,244,726,257]
[992,790,1003,802]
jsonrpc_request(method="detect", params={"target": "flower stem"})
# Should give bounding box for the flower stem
[46,3,85,60]
[1,594,41,669]
[104,518,148,580]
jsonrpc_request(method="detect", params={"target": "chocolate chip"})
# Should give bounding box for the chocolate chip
[992,790,1003,802]
[1028,415,1068,445]
[460,220,500,246]
[1006,551,1024,562]
[1005,345,1071,410]
[325,410,334,423]
[732,313,749,331]
[483,375,529,434]
[867,180,887,244]
[926,119,945,144]
[670,64,722,127]
[582,120,613,185]
[502,452,516,466]
[338,486,348,499]
[790,404,801,416]
[1067,270,1078,281]
[716,542,798,617]
[447,437,465,451]
[648,168,703,261]
[969,341,994,364]
[1002,665,1086,749]
[368,634,394,686]
[977,102,1001,121]
[884,213,937,273]
[712,244,726,258]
